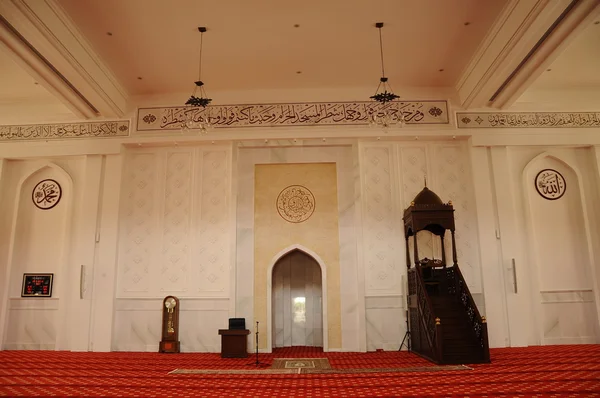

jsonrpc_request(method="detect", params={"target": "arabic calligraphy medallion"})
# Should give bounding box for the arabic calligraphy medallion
[535,169,566,200]
[32,179,62,210]
[276,185,315,223]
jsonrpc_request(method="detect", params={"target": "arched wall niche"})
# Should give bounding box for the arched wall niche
[521,152,599,345]
[1,162,74,350]
[266,244,329,352]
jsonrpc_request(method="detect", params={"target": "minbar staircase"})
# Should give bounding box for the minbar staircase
[408,264,490,365]
[430,295,485,364]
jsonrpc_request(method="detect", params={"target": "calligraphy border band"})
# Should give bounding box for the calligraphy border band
[137,100,449,131]
[457,112,600,129]
[0,121,130,142]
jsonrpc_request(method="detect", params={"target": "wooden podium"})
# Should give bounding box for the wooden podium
[218,329,250,358]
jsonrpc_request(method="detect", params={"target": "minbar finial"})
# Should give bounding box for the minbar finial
[424,175,427,187]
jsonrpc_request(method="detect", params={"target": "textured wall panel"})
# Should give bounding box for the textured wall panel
[400,146,435,262]
[119,153,158,294]
[194,150,230,295]
[117,148,231,299]
[362,147,399,293]
[159,152,193,293]
[433,145,481,291]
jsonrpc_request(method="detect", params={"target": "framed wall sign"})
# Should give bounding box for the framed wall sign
[21,273,54,297]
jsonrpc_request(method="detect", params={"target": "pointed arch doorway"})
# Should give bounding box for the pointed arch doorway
[271,249,324,349]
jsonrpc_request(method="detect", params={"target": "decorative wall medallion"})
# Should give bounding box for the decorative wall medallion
[32,179,62,209]
[535,169,566,200]
[276,185,315,223]
[428,107,442,117]
[457,112,600,128]
[136,100,449,131]
[142,114,157,124]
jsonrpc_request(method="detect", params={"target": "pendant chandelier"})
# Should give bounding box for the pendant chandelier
[182,27,212,134]
[369,22,404,130]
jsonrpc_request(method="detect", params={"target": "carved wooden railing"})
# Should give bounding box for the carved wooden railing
[446,266,490,362]
[408,267,442,363]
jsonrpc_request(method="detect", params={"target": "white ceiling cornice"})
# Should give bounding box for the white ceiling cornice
[491,0,600,109]
[455,0,580,110]
[0,16,95,119]
[0,0,129,118]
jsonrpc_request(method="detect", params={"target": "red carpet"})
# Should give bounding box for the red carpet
[0,345,599,397]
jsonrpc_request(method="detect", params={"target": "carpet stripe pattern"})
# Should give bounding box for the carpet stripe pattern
[0,345,598,397]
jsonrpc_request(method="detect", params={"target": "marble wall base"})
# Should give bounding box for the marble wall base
[4,298,58,350]
[112,298,229,352]
[541,290,598,344]
[365,295,405,351]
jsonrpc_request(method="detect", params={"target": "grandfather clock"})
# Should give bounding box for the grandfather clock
[159,296,180,353]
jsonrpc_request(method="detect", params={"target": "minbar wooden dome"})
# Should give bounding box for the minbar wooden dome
[403,187,455,239]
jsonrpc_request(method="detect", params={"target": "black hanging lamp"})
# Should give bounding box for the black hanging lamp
[369,22,404,130]
[182,27,212,134]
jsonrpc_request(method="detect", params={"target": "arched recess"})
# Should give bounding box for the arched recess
[266,244,328,352]
[0,162,74,350]
[521,152,599,345]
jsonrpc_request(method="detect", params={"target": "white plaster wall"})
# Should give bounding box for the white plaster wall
[477,146,600,347]
[112,298,228,352]
[0,156,118,351]
[235,143,361,352]
[114,145,232,352]
[360,141,483,351]
[2,136,597,354]
[5,165,70,349]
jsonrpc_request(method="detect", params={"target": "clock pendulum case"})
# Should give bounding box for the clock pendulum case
[159,296,180,353]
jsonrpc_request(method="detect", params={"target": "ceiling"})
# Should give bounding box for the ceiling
[0,46,75,124]
[514,16,600,110]
[529,19,600,90]
[56,0,506,95]
[1,0,599,125]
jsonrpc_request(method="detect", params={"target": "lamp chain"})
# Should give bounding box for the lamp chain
[198,30,204,82]
[378,26,385,78]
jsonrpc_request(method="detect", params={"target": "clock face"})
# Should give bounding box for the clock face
[165,297,177,309]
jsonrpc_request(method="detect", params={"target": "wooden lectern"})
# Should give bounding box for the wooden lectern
[218,329,250,358]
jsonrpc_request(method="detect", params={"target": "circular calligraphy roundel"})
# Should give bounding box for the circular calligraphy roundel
[535,169,566,200]
[32,179,62,210]
[276,185,316,223]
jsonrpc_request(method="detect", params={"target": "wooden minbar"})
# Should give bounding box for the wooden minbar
[218,329,250,358]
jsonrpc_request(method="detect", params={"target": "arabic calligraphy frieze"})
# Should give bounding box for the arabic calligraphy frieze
[0,121,130,141]
[457,112,600,129]
[535,169,566,200]
[32,179,62,210]
[136,101,449,132]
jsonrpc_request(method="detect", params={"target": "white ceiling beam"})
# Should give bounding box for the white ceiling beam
[0,0,129,118]
[0,19,94,119]
[455,0,575,110]
[492,0,600,109]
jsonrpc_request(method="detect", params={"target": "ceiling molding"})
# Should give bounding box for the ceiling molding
[455,0,574,109]
[0,17,95,119]
[491,0,600,109]
[0,0,129,118]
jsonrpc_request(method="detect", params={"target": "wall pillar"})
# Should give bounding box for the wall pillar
[489,147,533,346]
[89,154,123,351]
[591,146,600,337]
[65,155,103,351]
[0,158,9,349]
[468,144,510,347]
